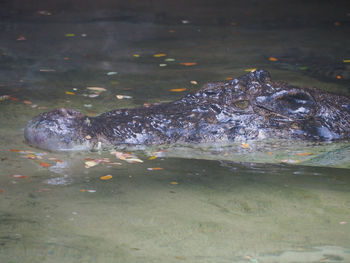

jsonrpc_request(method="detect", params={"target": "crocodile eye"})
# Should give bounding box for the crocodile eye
[255,89,316,119]
[204,90,217,96]
[234,100,250,109]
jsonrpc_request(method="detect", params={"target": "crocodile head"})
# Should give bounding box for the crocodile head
[24,108,94,151]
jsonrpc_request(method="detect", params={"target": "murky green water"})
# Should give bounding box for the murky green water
[1,7,350,263]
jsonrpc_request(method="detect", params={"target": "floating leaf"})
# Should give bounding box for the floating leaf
[147,167,163,171]
[245,68,257,72]
[164,58,175,62]
[17,36,26,41]
[37,10,52,16]
[65,33,75,37]
[336,75,342,79]
[149,156,158,160]
[170,181,179,185]
[343,59,350,63]
[241,143,250,149]
[110,151,143,163]
[107,72,118,76]
[268,57,278,61]
[170,88,187,92]
[281,159,300,164]
[86,87,106,92]
[85,160,100,168]
[9,149,21,152]
[65,91,75,95]
[88,94,99,98]
[133,54,140,57]
[23,100,32,104]
[11,174,28,179]
[153,53,167,57]
[159,64,167,67]
[100,175,113,180]
[190,80,198,85]
[116,95,132,99]
[299,66,308,70]
[0,95,9,101]
[0,190,3,193]
[296,152,313,156]
[39,69,56,72]
[9,96,19,101]
[179,62,197,66]
[40,162,51,168]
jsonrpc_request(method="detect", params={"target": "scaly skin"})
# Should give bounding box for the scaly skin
[24,70,350,151]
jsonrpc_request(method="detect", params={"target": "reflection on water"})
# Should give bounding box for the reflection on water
[1,3,350,262]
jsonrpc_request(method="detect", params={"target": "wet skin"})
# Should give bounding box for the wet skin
[24,70,350,151]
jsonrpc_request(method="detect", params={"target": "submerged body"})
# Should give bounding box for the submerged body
[24,70,350,151]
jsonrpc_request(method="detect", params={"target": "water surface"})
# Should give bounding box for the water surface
[0,5,350,262]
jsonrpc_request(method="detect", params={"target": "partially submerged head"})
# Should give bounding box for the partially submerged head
[24,108,93,151]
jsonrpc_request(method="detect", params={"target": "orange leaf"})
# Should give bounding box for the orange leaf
[9,96,19,101]
[0,190,3,193]
[241,143,250,149]
[80,189,87,192]
[153,53,167,57]
[147,167,163,171]
[179,62,197,66]
[65,91,75,95]
[268,57,278,62]
[9,149,21,152]
[296,152,313,156]
[40,162,51,168]
[170,88,187,92]
[170,181,179,185]
[11,174,28,179]
[100,175,113,180]
[23,100,32,104]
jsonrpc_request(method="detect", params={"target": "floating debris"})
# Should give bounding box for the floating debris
[86,87,106,92]
[0,95,9,101]
[147,167,163,171]
[170,88,186,92]
[39,69,56,72]
[153,53,167,58]
[179,62,197,66]
[100,175,113,180]
[110,151,143,163]
[107,72,118,76]
[116,95,132,99]
[37,10,52,16]
[164,58,175,62]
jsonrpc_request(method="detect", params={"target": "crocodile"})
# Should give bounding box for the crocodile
[24,70,350,151]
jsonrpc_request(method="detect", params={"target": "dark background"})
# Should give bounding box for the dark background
[1,0,350,26]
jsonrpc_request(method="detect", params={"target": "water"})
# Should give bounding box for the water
[1,2,350,262]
